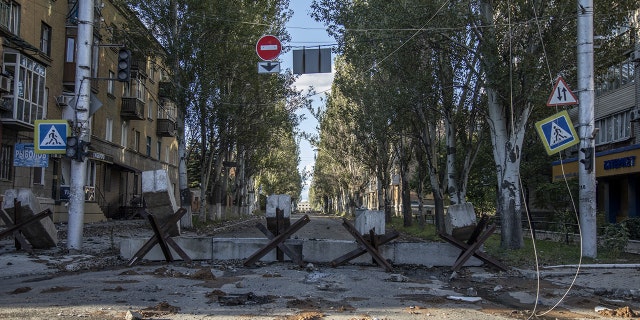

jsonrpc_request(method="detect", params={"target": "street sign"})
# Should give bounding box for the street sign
[35,120,69,154]
[256,35,282,61]
[535,110,580,155]
[258,61,280,74]
[547,77,578,106]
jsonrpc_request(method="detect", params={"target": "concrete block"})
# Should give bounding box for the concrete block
[391,242,482,267]
[211,238,302,262]
[142,170,180,236]
[355,210,385,235]
[266,194,291,218]
[119,237,213,261]
[445,203,476,235]
[2,189,58,248]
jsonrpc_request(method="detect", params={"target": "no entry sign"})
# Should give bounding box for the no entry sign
[256,35,282,61]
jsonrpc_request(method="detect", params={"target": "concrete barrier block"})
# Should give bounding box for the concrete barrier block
[392,242,482,267]
[266,194,291,218]
[119,237,212,261]
[445,203,476,235]
[2,189,58,248]
[142,170,180,236]
[355,210,385,235]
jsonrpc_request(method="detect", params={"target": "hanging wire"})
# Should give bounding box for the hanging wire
[524,2,585,319]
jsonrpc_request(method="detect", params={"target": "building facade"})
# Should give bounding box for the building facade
[0,0,179,222]
[552,43,640,223]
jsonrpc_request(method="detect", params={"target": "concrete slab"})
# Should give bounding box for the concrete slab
[445,203,476,235]
[142,170,180,236]
[2,188,58,248]
[355,210,385,235]
[266,194,291,218]
[119,237,213,261]
[119,237,484,267]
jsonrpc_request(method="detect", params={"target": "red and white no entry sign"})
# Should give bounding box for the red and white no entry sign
[256,35,282,61]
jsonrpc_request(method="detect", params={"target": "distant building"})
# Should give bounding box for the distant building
[297,201,311,212]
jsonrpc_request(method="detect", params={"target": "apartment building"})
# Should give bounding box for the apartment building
[552,45,640,223]
[0,0,179,222]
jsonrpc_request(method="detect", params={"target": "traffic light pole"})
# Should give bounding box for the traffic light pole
[577,0,597,258]
[66,0,94,251]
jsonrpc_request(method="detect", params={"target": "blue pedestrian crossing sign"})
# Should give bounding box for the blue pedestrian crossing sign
[34,120,70,154]
[535,110,580,155]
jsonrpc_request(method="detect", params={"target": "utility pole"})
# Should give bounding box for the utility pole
[577,0,597,258]
[67,0,94,251]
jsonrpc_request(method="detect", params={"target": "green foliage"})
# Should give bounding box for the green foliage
[388,217,439,241]
[622,218,640,241]
[599,223,630,258]
[389,218,640,267]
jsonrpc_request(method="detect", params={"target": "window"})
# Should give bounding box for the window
[2,52,47,124]
[0,144,13,180]
[135,79,145,100]
[146,136,151,157]
[147,99,153,119]
[105,118,113,142]
[107,70,114,95]
[595,111,631,145]
[121,121,128,147]
[165,145,170,164]
[33,167,44,185]
[0,1,20,34]
[40,23,52,56]
[157,141,161,160]
[134,130,140,152]
[65,37,75,63]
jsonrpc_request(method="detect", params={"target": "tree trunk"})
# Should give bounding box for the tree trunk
[486,89,529,249]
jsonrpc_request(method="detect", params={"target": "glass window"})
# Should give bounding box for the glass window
[157,141,161,160]
[0,144,12,180]
[40,23,52,56]
[65,37,75,63]
[134,130,140,152]
[2,52,47,124]
[146,136,151,157]
[0,1,20,34]
[121,121,128,147]
[105,117,113,142]
[595,111,631,145]
[33,167,44,185]
[107,70,114,95]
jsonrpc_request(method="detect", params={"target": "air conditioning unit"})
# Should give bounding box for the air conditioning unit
[56,95,74,107]
[0,76,11,93]
[630,109,640,122]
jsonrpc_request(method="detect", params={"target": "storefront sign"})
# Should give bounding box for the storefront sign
[604,156,636,170]
[14,143,49,167]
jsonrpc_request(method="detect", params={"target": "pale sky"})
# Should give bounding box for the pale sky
[281,2,335,201]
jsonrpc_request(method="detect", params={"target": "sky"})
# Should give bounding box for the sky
[280,2,335,201]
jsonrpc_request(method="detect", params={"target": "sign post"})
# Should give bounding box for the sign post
[256,35,282,61]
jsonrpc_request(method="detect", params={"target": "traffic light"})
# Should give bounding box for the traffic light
[117,49,131,82]
[580,147,594,173]
[65,136,90,162]
[66,136,78,160]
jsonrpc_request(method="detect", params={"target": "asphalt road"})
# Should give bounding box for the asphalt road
[1,213,639,319]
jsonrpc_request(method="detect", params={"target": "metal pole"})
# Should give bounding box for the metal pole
[577,0,597,258]
[67,0,94,251]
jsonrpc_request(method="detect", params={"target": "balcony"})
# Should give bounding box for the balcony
[158,81,175,98]
[156,118,177,137]
[120,97,144,120]
[130,54,147,79]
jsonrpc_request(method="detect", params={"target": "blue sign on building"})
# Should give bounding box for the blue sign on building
[14,143,49,167]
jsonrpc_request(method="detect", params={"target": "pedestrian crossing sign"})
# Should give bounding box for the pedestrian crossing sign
[535,110,580,155]
[35,120,70,154]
